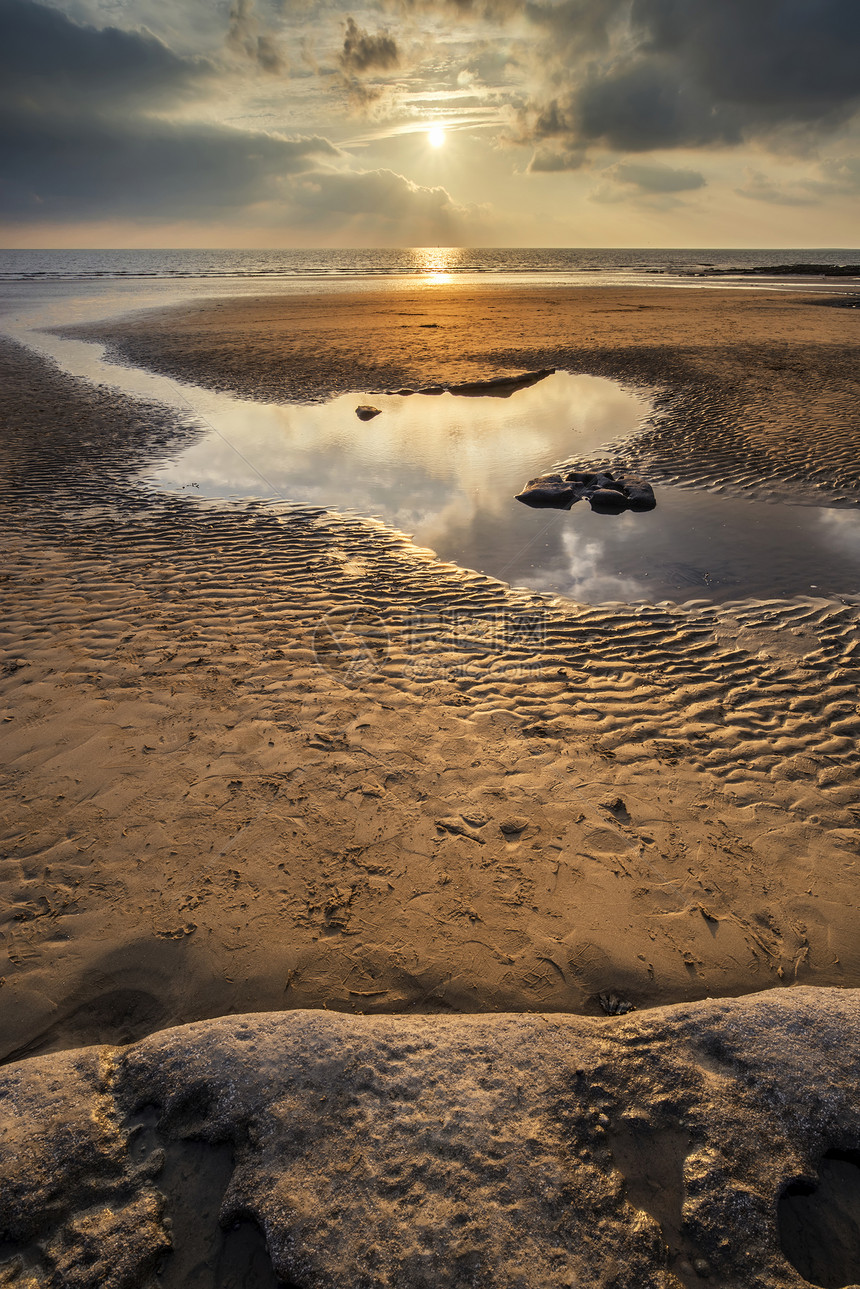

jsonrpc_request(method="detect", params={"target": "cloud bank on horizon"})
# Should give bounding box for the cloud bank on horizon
[1,0,858,246]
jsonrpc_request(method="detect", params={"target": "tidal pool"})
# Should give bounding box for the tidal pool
[9,318,860,606]
[139,372,860,606]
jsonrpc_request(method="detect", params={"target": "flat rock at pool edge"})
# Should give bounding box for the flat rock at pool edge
[516,468,656,513]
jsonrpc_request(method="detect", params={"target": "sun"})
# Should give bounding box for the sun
[428,126,446,148]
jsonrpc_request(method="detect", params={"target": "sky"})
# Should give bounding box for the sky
[1,0,859,248]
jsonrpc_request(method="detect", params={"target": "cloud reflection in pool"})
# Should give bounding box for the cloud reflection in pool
[143,370,860,605]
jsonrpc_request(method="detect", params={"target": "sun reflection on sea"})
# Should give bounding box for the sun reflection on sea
[412,246,460,283]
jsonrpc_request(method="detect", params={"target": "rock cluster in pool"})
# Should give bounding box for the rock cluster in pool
[516,469,656,514]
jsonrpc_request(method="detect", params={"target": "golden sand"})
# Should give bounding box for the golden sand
[1,285,859,1064]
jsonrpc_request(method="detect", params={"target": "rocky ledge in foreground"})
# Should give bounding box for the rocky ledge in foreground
[516,468,657,513]
[1,989,858,1289]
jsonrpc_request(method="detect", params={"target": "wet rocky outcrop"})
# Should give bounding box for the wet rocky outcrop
[387,368,556,399]
[516,468,656,513]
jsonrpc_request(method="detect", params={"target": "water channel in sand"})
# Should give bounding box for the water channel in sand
[6,311,860,607]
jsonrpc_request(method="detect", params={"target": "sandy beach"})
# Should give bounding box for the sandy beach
[1,282,860,1285]
[2,282,859,1057]
[74,284,860,504]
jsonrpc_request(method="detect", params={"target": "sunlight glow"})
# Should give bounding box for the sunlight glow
[428,126,446,148]
[413,247,459,283]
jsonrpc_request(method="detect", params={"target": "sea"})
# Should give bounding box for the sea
[0,246,858,286]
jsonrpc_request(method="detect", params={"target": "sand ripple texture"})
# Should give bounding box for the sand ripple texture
[557,341,860,507]
[1,338,860,1064]
[1,989,859,1288]
[66,285,860,507]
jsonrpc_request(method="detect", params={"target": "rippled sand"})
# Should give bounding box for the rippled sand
[2,297,860,1062]
[3,284,860,1286]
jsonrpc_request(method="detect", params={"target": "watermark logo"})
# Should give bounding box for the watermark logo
[311,606,548,683]
[312,608,391,681]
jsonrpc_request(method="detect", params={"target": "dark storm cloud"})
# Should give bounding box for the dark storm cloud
[523,0,860,153]
[611,161,705,193]
[393,0,860,154]
[631,0,860,114]
[0,0,210,111]
[0,112,342,219]
[227,0,287,75]
[0,0,472,236]
[527,147,586,173]
[0,0,337,220]
[339,16,400,76]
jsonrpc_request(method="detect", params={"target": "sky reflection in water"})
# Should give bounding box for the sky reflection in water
[142,371,860,606]
[5,291,859,608]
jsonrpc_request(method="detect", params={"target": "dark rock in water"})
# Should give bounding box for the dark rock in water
[589,487,627,514]
[515,473,578,509]
[516,465,657,515]
[623,476,657,511]
[355,405,381,421]
[566,470,624,498]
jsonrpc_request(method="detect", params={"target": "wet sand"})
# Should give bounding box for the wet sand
[71,283,860,504]
[1,285,860,1070]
